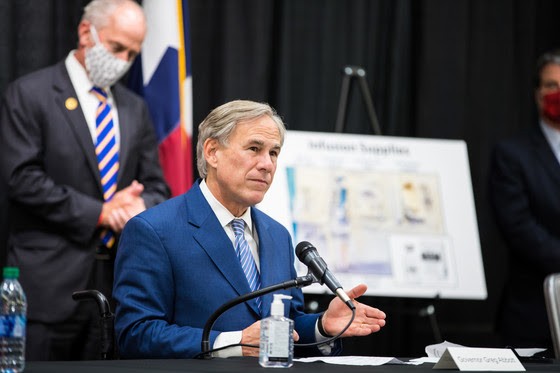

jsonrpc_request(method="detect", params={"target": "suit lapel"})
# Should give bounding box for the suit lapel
[53,62,102,193]
[254,214,274,318]
[188,184,261,316]
[255,209,300,318]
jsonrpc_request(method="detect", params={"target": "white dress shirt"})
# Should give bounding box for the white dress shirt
[65,51,121,147]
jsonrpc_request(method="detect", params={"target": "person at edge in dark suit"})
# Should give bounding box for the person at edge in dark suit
[489,48,560,353]
[113,100,387,358]
[0,0,170,361]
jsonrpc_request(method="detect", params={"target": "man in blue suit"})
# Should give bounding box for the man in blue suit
[114,100,387,358]
[490,49,560,352]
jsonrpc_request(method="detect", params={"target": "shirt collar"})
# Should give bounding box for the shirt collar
[65,51,113,98]
[199,179,253,233]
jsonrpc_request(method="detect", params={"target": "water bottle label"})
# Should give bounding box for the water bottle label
[0,315,26,338]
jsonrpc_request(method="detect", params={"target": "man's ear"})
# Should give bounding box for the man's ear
[78,20,94,49]
[203,138,220,168]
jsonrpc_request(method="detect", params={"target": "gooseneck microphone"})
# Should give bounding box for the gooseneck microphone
[199,275,315,358]
[295,241,355,310]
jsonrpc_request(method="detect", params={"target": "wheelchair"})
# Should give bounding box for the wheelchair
[72,290,116,360]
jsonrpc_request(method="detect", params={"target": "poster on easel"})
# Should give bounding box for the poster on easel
[258,130,487,300]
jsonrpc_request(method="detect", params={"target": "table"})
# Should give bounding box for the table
[25,357,560,373]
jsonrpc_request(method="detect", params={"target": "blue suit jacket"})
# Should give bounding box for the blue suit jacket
[114,180,335,358]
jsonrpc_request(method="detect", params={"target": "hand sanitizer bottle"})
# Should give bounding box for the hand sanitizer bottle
[259,294,293,368]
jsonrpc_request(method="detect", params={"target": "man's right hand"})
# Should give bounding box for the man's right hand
[240,320,261,356]
[100,180,146,232]
[241,320,299,356]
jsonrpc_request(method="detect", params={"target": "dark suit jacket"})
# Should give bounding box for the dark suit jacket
[0,60,170,323]
[489,124,560,348]
[114,180,339,358]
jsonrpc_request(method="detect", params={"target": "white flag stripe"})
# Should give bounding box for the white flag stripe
[141,0,180,85]
[182,77,193,136]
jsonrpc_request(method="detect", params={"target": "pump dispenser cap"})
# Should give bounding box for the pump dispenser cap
[271,294,292,316]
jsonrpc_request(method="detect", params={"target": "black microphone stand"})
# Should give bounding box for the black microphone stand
[200,274,316,358]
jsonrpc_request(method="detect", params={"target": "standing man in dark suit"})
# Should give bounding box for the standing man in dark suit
[489,48,560,352]
[0,0,170,361]
[113,100,386,359]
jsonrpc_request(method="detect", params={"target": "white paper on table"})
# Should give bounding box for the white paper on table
[409,356,440,364]
[295,356,417,366]
[425,340,465,358]
[514,348,547,357]
[425,342,547,359]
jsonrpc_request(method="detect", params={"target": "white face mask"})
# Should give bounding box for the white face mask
[85,25,132,88]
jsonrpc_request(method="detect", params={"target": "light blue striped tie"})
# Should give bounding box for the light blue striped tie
[231,218,262,313]
[91,86,119,249]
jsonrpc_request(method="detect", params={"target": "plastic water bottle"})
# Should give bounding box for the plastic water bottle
[0,267,26,373]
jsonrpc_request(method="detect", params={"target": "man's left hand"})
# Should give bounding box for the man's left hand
[320,283,386,337]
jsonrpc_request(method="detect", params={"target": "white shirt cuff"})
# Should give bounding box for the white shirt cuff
[315,320,333,355]
[212,331,243,358]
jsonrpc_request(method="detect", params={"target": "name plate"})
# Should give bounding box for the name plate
[433,347,525,371]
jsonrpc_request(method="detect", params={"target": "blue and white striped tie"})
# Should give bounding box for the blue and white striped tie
[231,218,261,313]
[91,86,119,249]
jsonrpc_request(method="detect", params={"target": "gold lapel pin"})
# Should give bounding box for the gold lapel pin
[65,97,78,111]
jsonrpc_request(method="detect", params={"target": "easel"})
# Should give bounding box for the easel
[334,65,443,345]
[334,65,382,135]
[418,300,443,343]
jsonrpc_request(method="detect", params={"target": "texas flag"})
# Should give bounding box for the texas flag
[128,0,193,196]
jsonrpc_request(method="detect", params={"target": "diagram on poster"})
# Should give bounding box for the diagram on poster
[258,130,487,300]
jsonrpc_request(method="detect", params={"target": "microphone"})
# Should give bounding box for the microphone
[295,241,355,310]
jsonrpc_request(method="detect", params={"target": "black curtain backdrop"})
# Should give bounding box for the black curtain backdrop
[1,0,560,357]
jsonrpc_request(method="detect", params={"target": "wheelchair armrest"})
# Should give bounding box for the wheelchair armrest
[72,289,113,318]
